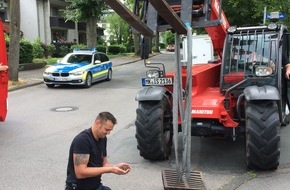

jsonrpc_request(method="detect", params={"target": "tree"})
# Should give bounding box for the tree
[62,0,107,48]
[162,31,175,45]
[223,0,290,28]
[8,0,20,81]
[107,13,130,45]
[252,0,290,27]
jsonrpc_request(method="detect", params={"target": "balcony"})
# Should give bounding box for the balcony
[50,16,75,29]
[78,22,104,36]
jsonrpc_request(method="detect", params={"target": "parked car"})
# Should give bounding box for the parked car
[43,49,112,88]
[166,44,175,52]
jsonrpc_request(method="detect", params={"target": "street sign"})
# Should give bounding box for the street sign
[266,13,286,19]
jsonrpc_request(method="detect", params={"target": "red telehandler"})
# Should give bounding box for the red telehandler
[0,19,8,122]
[104,0,289,188]
[133,0,289,170]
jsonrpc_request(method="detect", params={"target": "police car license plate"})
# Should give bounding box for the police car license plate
[142,78,173,86]
[54,77,67,81]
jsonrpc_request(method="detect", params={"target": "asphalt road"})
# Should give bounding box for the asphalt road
[1,52,290,190]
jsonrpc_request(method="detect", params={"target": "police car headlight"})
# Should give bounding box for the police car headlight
[43,71,52,75]
[255,66,273,76]
[146,70,160,78]
[70,71,84,76]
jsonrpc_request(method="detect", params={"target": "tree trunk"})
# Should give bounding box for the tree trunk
[8,0,20,81]
[154,32,160,52]
[134,33,140,56]
[86,17,97,48]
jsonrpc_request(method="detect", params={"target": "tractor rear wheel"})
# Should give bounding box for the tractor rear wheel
[135,96,173,160]
[245,101,280,170]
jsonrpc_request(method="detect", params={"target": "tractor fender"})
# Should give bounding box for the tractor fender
[135,86,170,101]
[243,85,280,101]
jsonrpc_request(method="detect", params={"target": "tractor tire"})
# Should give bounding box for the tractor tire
[245,100,280,170]
[135,97,173,160]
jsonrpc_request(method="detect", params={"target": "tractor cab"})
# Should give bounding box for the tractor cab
[220,12,290,126]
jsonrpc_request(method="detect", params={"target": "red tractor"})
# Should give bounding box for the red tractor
[103,0,289,170]
[134,1,289,170]
[0,19,8,122]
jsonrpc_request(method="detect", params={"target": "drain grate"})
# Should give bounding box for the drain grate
[162,169,207,190]
[51,106,78,112]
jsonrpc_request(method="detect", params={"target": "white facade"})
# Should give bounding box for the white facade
[3,0,106,45]
[20,0,52,44]
[6,0,79,45]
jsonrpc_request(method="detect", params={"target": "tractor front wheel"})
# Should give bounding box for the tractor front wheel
[135,96,173,160]
[245,101,280,170]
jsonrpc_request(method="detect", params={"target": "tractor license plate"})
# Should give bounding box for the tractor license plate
[142,78,173,86]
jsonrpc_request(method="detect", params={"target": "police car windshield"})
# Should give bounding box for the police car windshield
[61,54,92,64]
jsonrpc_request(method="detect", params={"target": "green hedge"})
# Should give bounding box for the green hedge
[159,43,165,49]
[107,45,126,55]
[32,39,44,59]
[19,39,34,64]
[96,45,106,53]
[70,44,87,52]
[43,44,56,58]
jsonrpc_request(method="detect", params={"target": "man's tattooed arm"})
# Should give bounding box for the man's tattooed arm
[74,154,89,166]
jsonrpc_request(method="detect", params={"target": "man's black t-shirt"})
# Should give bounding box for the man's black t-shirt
[65,128,107,190]
[282,52,289,66]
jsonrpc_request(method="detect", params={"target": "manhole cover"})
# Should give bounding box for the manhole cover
[51,106,78,112]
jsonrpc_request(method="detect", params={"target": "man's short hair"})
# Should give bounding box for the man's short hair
[96,112,117,125]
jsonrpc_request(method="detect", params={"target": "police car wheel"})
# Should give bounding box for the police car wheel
[46,84,55,88]
[106,69,112,81]
[84,73,92,88]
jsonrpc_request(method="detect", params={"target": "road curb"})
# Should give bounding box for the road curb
[8,81,43,92]
[221,164,290,190]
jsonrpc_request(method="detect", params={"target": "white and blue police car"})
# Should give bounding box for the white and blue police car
[43,48,112,88]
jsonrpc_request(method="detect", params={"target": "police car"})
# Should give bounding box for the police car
[43,49,112,88]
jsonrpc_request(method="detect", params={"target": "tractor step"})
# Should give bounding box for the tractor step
[162,169,207,190]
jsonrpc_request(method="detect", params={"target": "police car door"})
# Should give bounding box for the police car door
[98,53,110,80]
[93,53,103,82]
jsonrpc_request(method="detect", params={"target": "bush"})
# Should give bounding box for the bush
[70,44,87,52]
[130,46,135,52]
[43,44,56,58]
[125,46,134,53]
[46,57,60,65]
[119,45,126,53]
[107,45,121,55]
[32,39,45,59]
[96,45,106,53]
[159,43,165,49]
[59,45,70,57]
[19,39,33,63]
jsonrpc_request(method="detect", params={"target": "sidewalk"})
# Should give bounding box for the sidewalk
[8,55,142,92]
[222,165,290,190]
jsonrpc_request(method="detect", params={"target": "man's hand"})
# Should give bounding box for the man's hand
[113,163,131,174]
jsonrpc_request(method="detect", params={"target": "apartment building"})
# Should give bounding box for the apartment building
[0,0,104,45]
